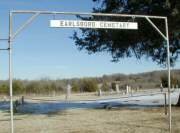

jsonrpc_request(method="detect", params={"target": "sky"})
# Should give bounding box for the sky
[0,0,179,80]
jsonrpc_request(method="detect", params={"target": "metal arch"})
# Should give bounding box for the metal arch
[7,10,171,133]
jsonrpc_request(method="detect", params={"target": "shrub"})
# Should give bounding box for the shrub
[13,80,25,95]
[71,82,80,92]
[81,79,98,92]
[101,82,109,91]
[0,84,9,95]
[111,82,116,91]
[161,75,179,87]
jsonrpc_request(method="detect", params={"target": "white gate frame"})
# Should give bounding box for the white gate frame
[0,10,172,133]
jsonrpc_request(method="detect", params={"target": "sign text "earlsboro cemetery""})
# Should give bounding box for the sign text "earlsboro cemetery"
[50,20,138,30]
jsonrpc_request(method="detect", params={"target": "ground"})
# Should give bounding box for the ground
[0,90,180,133]
[0,107,180,133]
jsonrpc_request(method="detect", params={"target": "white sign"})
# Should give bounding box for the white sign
[50,20,138,30]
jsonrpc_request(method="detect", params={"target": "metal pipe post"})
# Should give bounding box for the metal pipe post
[165,17,171,133]
[9,12,14,133]
[164,93,167,115]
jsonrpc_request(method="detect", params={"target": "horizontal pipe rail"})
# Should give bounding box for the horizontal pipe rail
[0,39,9,41]
[0,48,9,50]
[11,10,167,19]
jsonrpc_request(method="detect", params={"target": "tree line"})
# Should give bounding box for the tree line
[0,78,99,95]
[0,69,180,95]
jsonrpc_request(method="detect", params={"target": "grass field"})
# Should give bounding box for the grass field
[0,107,180,133]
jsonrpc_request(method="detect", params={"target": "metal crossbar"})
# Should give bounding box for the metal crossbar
[11,10,167,19]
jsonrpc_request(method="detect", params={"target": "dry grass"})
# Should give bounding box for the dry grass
[0,107,180,133]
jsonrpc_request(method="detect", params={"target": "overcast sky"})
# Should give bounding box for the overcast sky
[0,0,179,80]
